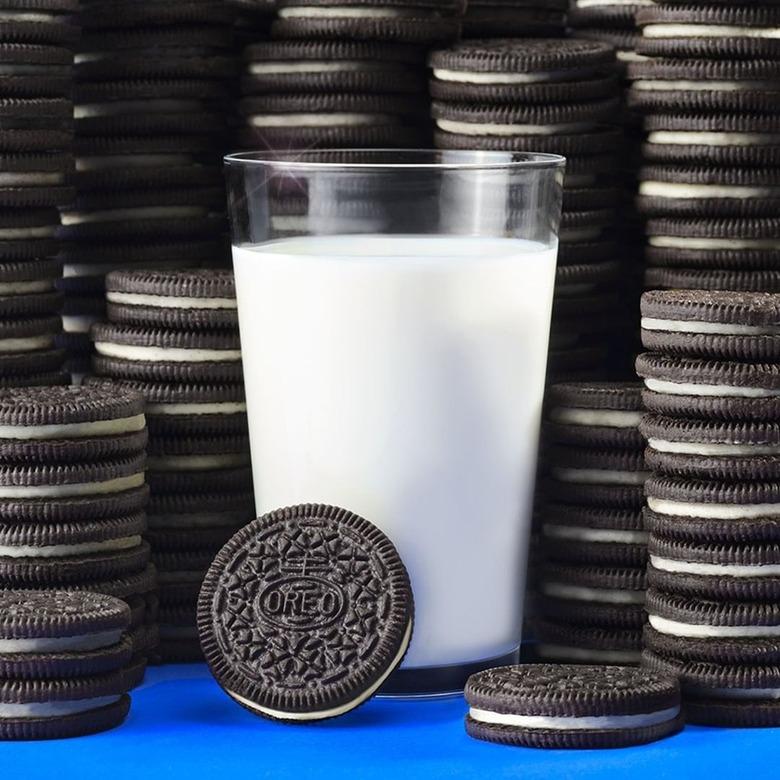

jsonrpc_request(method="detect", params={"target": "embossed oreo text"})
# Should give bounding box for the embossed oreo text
[258,576,345,631]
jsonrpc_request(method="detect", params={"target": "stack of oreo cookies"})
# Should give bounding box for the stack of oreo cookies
[87,268,254,664]
[0,590,145,740]
[0,385,158,671]
[59,0,238,377]
[569,1,647,70]
[637,289,780,726]
[0,0,79,387]
[629,0,780,294]
[462,0,566,39]
[430,39,630,380]
[535,381,649,665]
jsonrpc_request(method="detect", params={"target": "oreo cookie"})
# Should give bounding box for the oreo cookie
[0,0,79,46]
[198,503,413,721]
[434,126,623,154]
[0,44,72,98]
[464,664,681,749]
[645,267,780,293]
[534,620,643,665]
[546,381,644,449]
[146,434,250,473]
[105,269,237,330]
[636,352,780,421]
[0,590,131,679]
[0,208,59,260]
[462,3,565,38]
[271,0,462,45]
[570,0,650,27]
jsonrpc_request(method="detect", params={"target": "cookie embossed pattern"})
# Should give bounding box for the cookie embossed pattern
[198,504,413,722]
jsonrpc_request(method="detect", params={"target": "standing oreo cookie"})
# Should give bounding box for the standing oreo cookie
[464,664,682,749]
[199,504,413,721]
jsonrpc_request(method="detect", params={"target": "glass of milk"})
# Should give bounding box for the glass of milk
[225,150,564,696]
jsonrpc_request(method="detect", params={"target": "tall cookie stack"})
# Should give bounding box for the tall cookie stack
[636,290,780,727]
[0,590,144,740]
[236,0,464,151]
[534,381,649,665]
[569,0,647,69]
[0,385,158,670]
[87,269,254,664]
[59,0,238,378]
[462,0,566,39]
[0,0,79,387]
[629,0,780,294]
[431,39,628,381]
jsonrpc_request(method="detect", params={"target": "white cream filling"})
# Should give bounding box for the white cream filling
[248,112,394,128]
[0,280,52,294]
[642,24,780,40]
[146,401,246,416]
[542,582,646,604]
[648,437,780,456]
[60,206,207,225]
[248,61,380,75]
[279,6,407,18]
[74,99,203,118]
[649,613,780,638]
[640,181,780,199]
[76,154,192,171]
[0,472,144,499]
[0,695,120,719]
[227,619,412,721]
[644,377,780,399]
[549,407,643,428]
[0,335,53,352]
[647,496,780,520]
[63,314,100,334]
[634,79,779,92]
[106,292,236,310]
[0,172,64,186]
[436,118,594,136]
[649,235,780,250]
[0,225,56,239]
[0,414,145,440]
[146,454,249,471]
[0,11,55,21]
[469,705,678,731]
[432,67,595,85]
[578,0,653,6]
[642,316,780,336]
[552,467,650,485]
[0,629,122,654]
[94,342,241,363]
[618,51,649,63]
[651,555,780,577]
[0,535,141,559]
[536,644,643,664]
[543,525,649,544]
[647,131,780,147]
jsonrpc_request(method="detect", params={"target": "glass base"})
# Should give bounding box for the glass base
[378,648,520,699]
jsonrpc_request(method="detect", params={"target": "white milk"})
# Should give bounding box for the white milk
[232,234,556,670]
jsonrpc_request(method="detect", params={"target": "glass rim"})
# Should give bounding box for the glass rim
[224,148,566,172]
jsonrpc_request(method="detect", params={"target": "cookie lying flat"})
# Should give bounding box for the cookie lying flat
[199,503,413,722]
[464,664,681,749]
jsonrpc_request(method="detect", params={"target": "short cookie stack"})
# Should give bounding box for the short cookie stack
[0,0,79,387]
[0,590,143,740]
[430,39,630,381]
[59,0,238,377]
[88,268,254,664]
[637,289,780,727]
[0,385,158,669]
[628,0,780,294]
[462,0,566,39]
[535,381,649,665]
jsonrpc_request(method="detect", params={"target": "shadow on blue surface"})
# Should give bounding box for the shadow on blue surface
[2,665,778,780]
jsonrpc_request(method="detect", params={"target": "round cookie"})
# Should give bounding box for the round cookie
[0,590,131,679]
[636,6,780,60]
[628,60,780,115]
[644,506,780,546]
[570,0,653,26]
[636,352,780,421]
[243,41,426,95]
[0,152,73,207]
[534,621,643,665]
[645,267,780,293]
[271,0,462,45]
[0,0,79,46]
[461,4,565,38]
[464,664,681,749]
[0,207,59,260]
[198,503,413,722]
[146,434,250,472]
[104,268,237,330]
[545,381,644,449]
[542,505,647,567]
[433,126,623,154]
[645,217,780,270]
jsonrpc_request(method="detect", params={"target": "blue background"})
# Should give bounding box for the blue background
[3,665,779,779]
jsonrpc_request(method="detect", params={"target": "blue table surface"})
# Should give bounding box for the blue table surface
[3,664,780,779]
